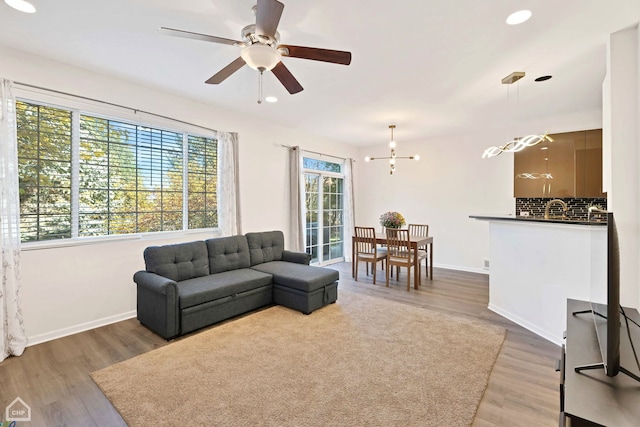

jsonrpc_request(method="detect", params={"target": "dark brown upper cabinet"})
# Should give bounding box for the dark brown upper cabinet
[514,129,605,198]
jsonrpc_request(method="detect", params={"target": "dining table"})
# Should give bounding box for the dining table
[351,231,433,289]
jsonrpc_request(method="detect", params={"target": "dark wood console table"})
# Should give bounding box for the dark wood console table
[561,299,640,426]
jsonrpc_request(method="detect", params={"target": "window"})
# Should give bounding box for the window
[303,157,345,265]
[16,99,219,243]
[188,135,218,229]
[17,101,72,241]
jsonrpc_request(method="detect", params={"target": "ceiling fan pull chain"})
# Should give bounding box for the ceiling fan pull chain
[257,70,263,104]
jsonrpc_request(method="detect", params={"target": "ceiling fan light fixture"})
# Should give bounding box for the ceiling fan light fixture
[4,0,36,13]
[241,44,281,71]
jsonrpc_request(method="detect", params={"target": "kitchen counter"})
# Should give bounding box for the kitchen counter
[471,214,606,344]
[469,214,606,225]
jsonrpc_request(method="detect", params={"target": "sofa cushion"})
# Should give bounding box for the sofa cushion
[245,230,285,266]
[251,261,339,293]
[176,268,273,309]
[144,241,209,282]
[206,235,251,274]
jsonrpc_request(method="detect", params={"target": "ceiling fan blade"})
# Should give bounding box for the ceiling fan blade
[279,45,352,65]
[205,57,247,84]
[256,0,284,39]
[159,27,243,47]
[271,62,303,94]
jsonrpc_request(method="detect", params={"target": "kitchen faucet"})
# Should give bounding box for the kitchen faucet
[588,205,607,221]
[544,199,568,219]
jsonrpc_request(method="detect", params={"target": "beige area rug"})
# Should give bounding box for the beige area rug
[91,290,505,426]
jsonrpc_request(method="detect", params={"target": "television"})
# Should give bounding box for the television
[574,212,640,382]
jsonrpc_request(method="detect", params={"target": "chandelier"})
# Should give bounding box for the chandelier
[482,71,553,158]
[364,125,420,175]
[482,132,554,158]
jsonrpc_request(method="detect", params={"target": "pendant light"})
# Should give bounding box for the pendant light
[364,125,420,175]
[482,72,553,158]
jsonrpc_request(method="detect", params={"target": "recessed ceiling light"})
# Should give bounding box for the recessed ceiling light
[506,10,531,25]
[535,75,553,82]
[265,96,278,103]
[4,0,36,13]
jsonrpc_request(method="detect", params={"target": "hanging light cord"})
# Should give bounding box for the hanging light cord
[257,71,263,104]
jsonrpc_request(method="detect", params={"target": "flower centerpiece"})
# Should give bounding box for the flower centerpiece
[380,211,406,229]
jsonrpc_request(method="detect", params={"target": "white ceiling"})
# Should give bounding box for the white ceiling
[1,0,639,146]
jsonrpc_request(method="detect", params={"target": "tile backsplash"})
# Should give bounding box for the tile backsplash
[516,197,607,220]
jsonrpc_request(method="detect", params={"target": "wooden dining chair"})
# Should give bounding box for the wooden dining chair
[385,228,415,291]
[353,226,386,284]
[408,223,429,279]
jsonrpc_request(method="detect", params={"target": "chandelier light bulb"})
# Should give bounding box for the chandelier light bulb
[389,158,396,165]
[414,154,420,161]
[364,156,371,162]
[389,140,396,149]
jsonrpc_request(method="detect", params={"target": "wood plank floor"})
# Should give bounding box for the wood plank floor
[0,263,561,426]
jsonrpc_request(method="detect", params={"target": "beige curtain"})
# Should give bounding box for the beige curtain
[288,146,304,252]
[0,79,27,361]
[343,158,355,262]
[218,131,241,236]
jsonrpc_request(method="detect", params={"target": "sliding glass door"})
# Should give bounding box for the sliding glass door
[303,157,344,265]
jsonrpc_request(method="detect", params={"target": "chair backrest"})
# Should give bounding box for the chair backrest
[354,226,377,254]
[385,228,411,259]
[408,223,429,238]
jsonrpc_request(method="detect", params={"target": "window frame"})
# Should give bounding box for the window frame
[16,97,220,249]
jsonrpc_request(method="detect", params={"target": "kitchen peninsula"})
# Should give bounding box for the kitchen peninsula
[470,214,606,344]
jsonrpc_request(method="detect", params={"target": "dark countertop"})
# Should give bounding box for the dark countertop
[469,214,607,226]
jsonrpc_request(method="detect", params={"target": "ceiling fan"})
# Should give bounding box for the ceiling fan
[159,0,352,96]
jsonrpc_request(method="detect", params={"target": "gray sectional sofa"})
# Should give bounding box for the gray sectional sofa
[133,230,339,339]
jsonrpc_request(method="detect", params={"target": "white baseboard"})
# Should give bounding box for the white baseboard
[27,310,137,347]
[434,263,488,275]
[22,264,483,347]
[488,303,563,346]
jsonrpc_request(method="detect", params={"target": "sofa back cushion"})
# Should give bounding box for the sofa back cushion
[144,241,209,282]
[205,235,251,273]
[245,230,285,266]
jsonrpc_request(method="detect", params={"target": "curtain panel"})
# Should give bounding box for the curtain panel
[343,158,355,262]
[218,131,241,236]
[0,79,27,361]
[288,146,304,252]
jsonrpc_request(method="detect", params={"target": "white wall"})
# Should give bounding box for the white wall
[0,45,358,343]
[355,110,602,273]
[604,25,640,309]
[488,221,606,345]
